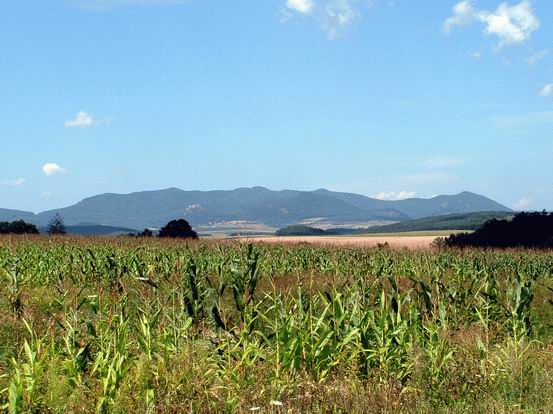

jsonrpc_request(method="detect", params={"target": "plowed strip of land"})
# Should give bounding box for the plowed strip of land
[244,235,438,249]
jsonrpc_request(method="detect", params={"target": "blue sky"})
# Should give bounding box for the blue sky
[1,0,552,212]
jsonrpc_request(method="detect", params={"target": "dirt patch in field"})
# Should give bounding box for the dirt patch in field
[243,235,438,249]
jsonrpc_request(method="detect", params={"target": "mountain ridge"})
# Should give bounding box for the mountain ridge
[0,187,512,232]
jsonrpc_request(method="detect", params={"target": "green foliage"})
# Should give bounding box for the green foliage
[158,219,197,239]
[0,238,552,413]
[0,220,39,235]
[276,225,332,236]
[364,211,514,234]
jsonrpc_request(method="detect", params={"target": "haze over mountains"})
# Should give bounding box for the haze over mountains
[0,187,512,233]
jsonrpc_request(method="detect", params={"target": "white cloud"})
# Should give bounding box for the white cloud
[443,1,482,33]
[539,84,553,97]
[373,191,417,201]
[42,163,66,176]
[471,51,482,59]
[484,2,539,46]
[0,178,25,187]
[527,49,550,65]
[65,111,100,127]
[321,0,360,38]
[444,1,540,48]
[513,197,531,210]
[284,0,373,38]
[286,0,315,14]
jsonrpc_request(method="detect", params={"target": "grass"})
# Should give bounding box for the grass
[0,235,552,413]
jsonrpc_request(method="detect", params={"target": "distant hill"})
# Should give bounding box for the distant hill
[384,192,512,219]
[276,225,333,236]
[35,224,139,236]
[0,208,36,223]
[66,225,139,236]
[1,187,511,232]
[362,211,514,234]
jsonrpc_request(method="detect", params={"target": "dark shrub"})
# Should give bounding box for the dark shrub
[158,219,198,239]
[138,228,154,237]
[0,220,39,235]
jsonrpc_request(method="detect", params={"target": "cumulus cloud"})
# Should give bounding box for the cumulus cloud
[513,197,531,210]
[444,1,540,48]
[286,0,315,14]
[539,84,553,97]
[42,163,66,176]
[284,0,373,38]
[65,111,99,127]
[0,178,25,187]
[373,191,417,201]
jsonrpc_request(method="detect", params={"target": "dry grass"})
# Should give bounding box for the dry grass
[244,235,438,249]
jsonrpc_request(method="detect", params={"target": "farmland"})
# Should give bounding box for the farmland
[245,235,441,249]
[0,237,552,413]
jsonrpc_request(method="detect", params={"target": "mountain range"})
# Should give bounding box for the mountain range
[0,187,512,233]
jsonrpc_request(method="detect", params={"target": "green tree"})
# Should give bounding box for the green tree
[0,220,39,235]
[47,213,67,235]
[158,219,198,239]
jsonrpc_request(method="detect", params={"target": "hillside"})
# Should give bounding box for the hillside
[0,208,36,223]
[65,225,139,236]
[1,187,511,232]
[276,225,332,236]
[363,211,514,234]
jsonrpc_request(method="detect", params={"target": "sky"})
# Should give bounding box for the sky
[1,0,552,212]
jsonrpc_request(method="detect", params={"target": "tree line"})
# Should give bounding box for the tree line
[440,211,553,249]
[0,214,198,239]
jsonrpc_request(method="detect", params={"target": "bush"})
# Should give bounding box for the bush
[158,219,198,239]
[0,220,39,235]
[138,228,154,237]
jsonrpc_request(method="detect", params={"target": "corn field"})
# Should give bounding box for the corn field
[0,237,552,413]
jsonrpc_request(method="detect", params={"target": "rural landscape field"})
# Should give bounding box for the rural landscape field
[0,236,552,413]
[3,0,553,413]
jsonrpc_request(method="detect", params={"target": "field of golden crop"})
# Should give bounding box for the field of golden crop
[245,235,439,249]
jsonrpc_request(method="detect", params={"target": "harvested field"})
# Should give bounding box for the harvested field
[244,235,439,249]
